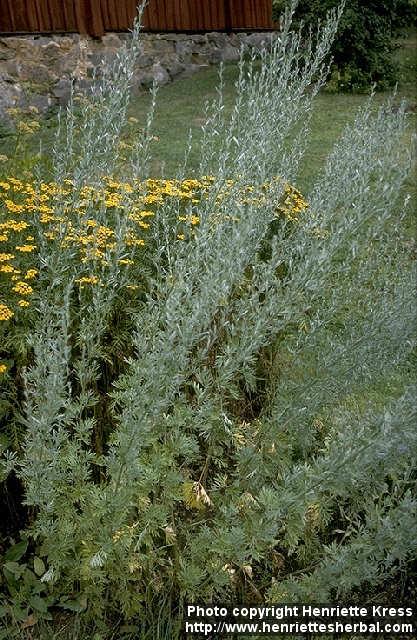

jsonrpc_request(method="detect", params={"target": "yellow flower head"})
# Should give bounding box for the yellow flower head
[15,245,37,253]
[0,304,14,321]
[12,281,33,295]
[75,276,99,286]
[24,269,38,280]
[4,200,25,214]
[0,264,14,273]
[0,253,15,262]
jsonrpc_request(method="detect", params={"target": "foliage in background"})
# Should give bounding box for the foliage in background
[273,0,417,91]
[0,2,416,638]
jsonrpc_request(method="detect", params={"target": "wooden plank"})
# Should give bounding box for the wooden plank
[0,0,274,35]
[145,0,159,31]
[126,0,137,31]
[164,0,175,30]
[224,0,232,32]
[73,0,89,34]
[101,0,114,30]
[85,0,105,37]
[61,0,77,31]
[43,0,58,31]
[229,0,272,29]
[2,0,30,31]
[176,0,187,31]
[0,0,16,31]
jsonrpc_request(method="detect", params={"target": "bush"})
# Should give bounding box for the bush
[0,4,416,636]
[273,0,417,91]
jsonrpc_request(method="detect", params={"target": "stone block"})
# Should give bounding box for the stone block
[51,78,72,103]
[149,39,175,54]
[0,46,15,61]
[220,45,240,62]
[40,41,62,62]
[20,92,52,113]
[181,63,209,78]
[206,32,228,46]
[101,33,122,48]
[0,79,23,119]
[176,40,193,58]
[164,60,186,79]
[136,52,154,68]
[52,35,79,48]
[19,62,56,85]
[189,34,207,44]
[207,48,223,64]
[1,59,20,76]
[139,62,170,88]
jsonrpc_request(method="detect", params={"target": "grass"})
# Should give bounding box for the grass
[122,31,417,195]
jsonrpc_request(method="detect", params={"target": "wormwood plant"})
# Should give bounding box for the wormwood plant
[0,0,416,633]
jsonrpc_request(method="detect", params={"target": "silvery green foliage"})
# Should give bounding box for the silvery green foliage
[4,0,416,618]
[106,0,343,499]
[199,0,345,183]
[53,2,147,188]
[269,402,417,600]
[173,95,415,595]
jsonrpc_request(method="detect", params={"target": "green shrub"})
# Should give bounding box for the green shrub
[0,4,416,636]
[274,0,417,91]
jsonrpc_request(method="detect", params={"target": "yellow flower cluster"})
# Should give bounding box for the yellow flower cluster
[0,174,308,328]
[0,303,13,321]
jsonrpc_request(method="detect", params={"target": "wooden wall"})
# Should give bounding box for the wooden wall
[0,1,273,37]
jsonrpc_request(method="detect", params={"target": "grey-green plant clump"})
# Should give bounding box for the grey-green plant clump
[0,0,416,636]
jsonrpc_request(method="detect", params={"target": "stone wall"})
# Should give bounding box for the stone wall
[0,31,276,122]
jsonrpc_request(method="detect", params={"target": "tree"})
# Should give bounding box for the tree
[273,0,417,91]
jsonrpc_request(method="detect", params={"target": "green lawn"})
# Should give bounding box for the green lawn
[125,31,416,195]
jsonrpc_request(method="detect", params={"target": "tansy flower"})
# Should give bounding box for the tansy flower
[12,281,33,295]
[2,220,29,232]
[24,269,38,280]
[0,363,7,374]
[4,200,25,214]
[75,276,99,285]
[15,245,36,252]
[18,299,30,307]
[0,304,14,320]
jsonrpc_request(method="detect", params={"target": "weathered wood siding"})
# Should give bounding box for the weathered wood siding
[0,0,273,36]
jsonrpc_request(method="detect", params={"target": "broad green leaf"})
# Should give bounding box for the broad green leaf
[28,595,48,614]
[33,556,45,577]
[4,540,28,563]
